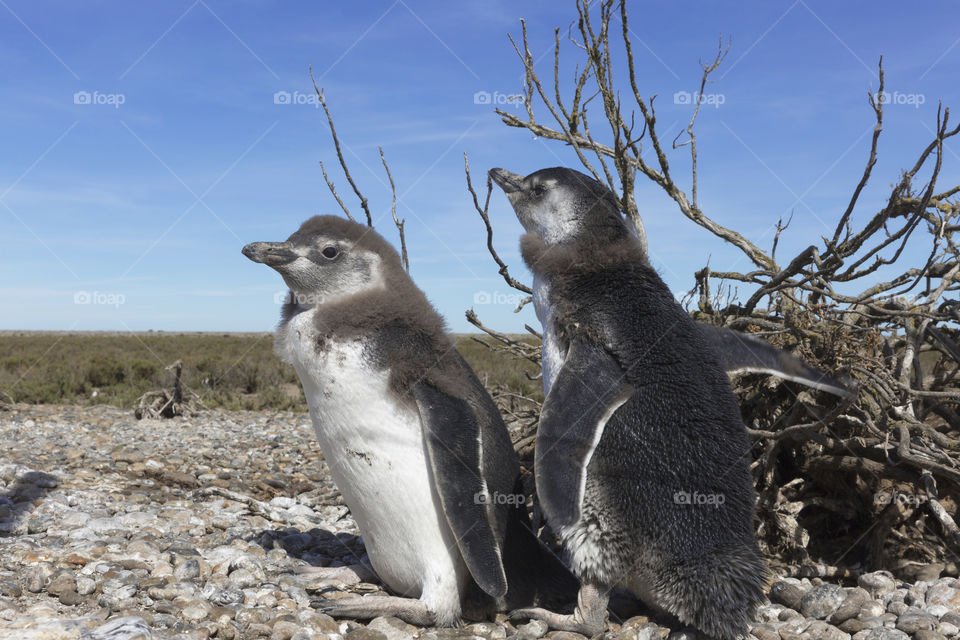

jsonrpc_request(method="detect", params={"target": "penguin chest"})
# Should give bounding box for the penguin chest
[533,275,565,395]
[275,312,465,598]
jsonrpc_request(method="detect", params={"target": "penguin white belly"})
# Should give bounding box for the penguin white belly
[533,275,565,395]
[276,310,466,610]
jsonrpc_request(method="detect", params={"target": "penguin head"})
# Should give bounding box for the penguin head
[243,215,400,306]
[489,167,630,246]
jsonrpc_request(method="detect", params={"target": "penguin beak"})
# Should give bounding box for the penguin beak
[489,168,524,194]
[242,241,298,267]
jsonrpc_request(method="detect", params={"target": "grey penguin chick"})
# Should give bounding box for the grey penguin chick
[242,216,576,627]
[490,167,767,640]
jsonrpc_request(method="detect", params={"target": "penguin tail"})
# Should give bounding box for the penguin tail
[654,546,767,640]
[500,504,580,611]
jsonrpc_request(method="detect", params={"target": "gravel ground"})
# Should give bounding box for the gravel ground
[0,404,958,640]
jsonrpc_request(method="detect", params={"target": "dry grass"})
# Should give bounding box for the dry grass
[0,331,540,411]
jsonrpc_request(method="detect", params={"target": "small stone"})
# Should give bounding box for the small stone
[776,617,811,640]
[829,588,870,624]
[64,553,90,566]
[227,567,259,589]
[770,581,807,610]
[926,579,960,611]
[857,617,884,630]
[754,603,786,623]
[181,599,213,622]
[235,607,274,627]
[516,620,549,639]
[175,558,201,581]
[926,604,949,618]
[779,608,804,621]
[941,610,960,626]
[747,623,780,640]
[24,562,54,592]
[86,616,152,640]
[218,620,242,640]
[913,631,948,640]
[87,517,126,535]
[805,620,851,640]
[901,563,945,583]
[859,630,910,640]
[896,609,938,634]
[59,588,83,605]
[26,514,51,534]
[368,616,421,640]
[858,572,896,598]
[47,572,77,596]
[0,582,22,598]
[800,583,847,619]
[345,629,388,640]
[839,619,865,634]
[298,610,341,635]
[886,601,907,615]
[937,621,959,636]
[76,576,97,595]
[858,601,885,619]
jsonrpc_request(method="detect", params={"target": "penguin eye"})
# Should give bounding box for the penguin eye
[532,184,547,196]
[321,246,339,259]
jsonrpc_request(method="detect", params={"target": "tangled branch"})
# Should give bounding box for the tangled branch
[474,0,960,575]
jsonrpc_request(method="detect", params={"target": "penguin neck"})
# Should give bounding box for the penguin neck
[307,277,446,344]
[519,232,648,279]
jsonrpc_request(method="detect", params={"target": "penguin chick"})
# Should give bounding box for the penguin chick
[243,216,575,627]
[489,167,767,640]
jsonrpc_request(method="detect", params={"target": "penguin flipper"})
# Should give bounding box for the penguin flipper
[414,382,509,599]
[535,338,633,530]
[698,323,853,398]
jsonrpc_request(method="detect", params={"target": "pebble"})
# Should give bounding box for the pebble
[2,405,958,640]
[800,583,847,619]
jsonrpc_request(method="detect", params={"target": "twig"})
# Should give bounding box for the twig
[379,146,408,272]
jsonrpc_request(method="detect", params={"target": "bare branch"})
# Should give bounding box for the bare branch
[378,146,408,272]
[311,67,372,227]
[464,153,532,294]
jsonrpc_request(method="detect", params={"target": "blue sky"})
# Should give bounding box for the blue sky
[1,1,957,334]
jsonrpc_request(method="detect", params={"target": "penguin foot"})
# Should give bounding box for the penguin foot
[318,595,437,626]
[509,607,605,636]
[296,564,379,588]
[510,583,609,636]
